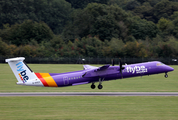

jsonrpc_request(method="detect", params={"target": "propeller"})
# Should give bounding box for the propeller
[119,58,125,78]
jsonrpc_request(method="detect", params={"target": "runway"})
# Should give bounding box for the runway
[1,92,178,96]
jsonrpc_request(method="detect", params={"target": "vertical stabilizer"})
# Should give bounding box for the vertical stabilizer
[5,57,37,83]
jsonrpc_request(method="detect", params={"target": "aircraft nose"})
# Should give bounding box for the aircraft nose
[165,65,174,72]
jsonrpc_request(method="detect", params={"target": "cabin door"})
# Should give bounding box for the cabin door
[63,76,69,85]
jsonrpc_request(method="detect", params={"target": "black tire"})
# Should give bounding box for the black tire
[98,84,103,89]
[91,84,96,89]
[165,74,168,78]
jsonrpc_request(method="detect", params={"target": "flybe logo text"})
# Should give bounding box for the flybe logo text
[126,66,147,74]
[16,62,29,82]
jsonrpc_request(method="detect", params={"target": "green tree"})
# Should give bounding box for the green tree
[125,0,140,10]
[109,38,124,57]
[123,41,148,57]
[153,0,178,22]
[169,11,178,38]
[166,36,178,57]
[1,20,54,46]
[128,0,178,23]
[82,37,103,57]
[170,11,178,20]
[145,0,162,7]
[157,18,174,37]
[73,37,103,57]
[50,35,64,49]
[66,0,109,9]
[129,17,159,40]
[172,17,178,38]
[0,38,8,56]
[37,0,72,34]
[133,2,153,21]
[17,45,37,57]
[63,3,130,41]
[0,0,72,34]
[108,0,138,10]
[37,41,54,57]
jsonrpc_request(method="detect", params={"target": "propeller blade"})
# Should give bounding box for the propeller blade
[119,58,122,69]
[112,59,115,66]
[119,58,125,78]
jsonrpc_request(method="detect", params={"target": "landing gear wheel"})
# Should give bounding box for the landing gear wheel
[91,84,96,89]
[165,73,168,78]
[98,84,103,89]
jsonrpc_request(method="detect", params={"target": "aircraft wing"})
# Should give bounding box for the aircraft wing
[83,64,111,77]
[83,65,98,70]
[83,64,110,71]
[96,64,110,71]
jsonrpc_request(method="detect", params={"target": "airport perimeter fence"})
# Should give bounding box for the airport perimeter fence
[0,57,178,65]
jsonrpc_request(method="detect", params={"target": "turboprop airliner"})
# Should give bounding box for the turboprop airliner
[6,57,174,89]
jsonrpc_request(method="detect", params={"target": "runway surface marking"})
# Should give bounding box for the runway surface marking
[1,92,178,96]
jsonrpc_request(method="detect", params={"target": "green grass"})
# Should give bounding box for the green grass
[0,96,178,120]
[0,64,178,92]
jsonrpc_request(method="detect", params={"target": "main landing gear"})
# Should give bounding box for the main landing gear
[90,78,104,89]
[91,83,103,89]
[164,72,168,78]
[91,83,96,89]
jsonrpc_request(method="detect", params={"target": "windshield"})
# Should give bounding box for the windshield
[156,62,165,66]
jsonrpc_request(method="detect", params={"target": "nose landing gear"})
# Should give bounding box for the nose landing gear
[164,72,168,78]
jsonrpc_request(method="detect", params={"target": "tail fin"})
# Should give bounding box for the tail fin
[5,57,37,83]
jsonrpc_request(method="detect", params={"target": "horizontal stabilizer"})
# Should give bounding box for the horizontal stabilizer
[5,57,25,62]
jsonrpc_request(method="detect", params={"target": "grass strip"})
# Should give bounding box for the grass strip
[0,96,178,120]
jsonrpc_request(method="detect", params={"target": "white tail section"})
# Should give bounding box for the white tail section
[5,57,38,83]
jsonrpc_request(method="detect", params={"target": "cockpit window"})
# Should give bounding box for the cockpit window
[156,62,164,66]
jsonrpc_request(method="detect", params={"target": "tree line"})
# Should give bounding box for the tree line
[0,0,178,58]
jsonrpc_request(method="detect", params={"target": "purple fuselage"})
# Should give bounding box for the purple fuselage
[46,61,174,87]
